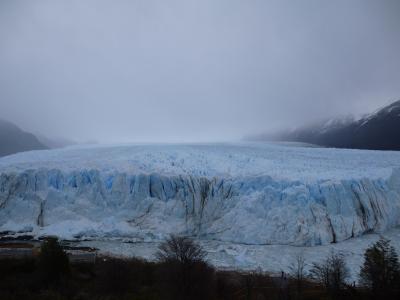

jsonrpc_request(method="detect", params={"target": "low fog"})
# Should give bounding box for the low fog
[1,0,400,143]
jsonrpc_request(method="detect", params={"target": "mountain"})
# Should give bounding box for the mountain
[0,119,47,157]
[265,100,400,150]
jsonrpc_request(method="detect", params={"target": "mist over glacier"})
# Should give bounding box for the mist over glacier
[1,0,400,143]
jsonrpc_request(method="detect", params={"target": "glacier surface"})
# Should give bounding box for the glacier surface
[1,142,400,247]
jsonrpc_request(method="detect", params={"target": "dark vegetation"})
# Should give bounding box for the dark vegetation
[359,237,400,299]
[0,236,399,300]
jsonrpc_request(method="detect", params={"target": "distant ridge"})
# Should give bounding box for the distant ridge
[0,119,47,157]
[254,100,400,151]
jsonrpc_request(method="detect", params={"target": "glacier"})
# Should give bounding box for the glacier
[1,142,400,247]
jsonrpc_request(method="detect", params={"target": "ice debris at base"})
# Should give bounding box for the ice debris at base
[78,228,400,281]
[0,142,400,246]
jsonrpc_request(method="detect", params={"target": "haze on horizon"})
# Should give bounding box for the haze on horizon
[1,0,400,143]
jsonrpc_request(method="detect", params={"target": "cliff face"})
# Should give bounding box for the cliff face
[1,168,399,246]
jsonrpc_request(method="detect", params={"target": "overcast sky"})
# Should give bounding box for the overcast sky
[1,0,400,143]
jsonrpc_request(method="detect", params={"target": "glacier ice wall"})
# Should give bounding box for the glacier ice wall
[1,168,400,246]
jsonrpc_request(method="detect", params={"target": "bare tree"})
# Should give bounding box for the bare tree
[156,235,206,265]
[290,253,306,298]
[290,253,306,282]
[310,251,349,296]
[156,235,213,300]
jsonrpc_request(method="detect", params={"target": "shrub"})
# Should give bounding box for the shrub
[38,237,70,286]
[93,257,132,295]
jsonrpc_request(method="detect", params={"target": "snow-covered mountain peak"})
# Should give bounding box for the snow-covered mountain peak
[267,99,400,151]
[359,99,400,125]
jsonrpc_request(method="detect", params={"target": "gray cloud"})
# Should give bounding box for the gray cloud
[1,0,400,142]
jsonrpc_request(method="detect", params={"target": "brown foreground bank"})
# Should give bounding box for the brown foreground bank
[1,236,399,300]
[0,255,366,300]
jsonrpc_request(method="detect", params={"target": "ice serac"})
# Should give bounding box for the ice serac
[1,167,400,246]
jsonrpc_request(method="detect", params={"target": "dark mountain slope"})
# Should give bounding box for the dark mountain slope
[0,119,47,157]
[260,100,400,151]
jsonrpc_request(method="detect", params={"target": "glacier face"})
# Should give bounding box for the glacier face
[0,143,400,246]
